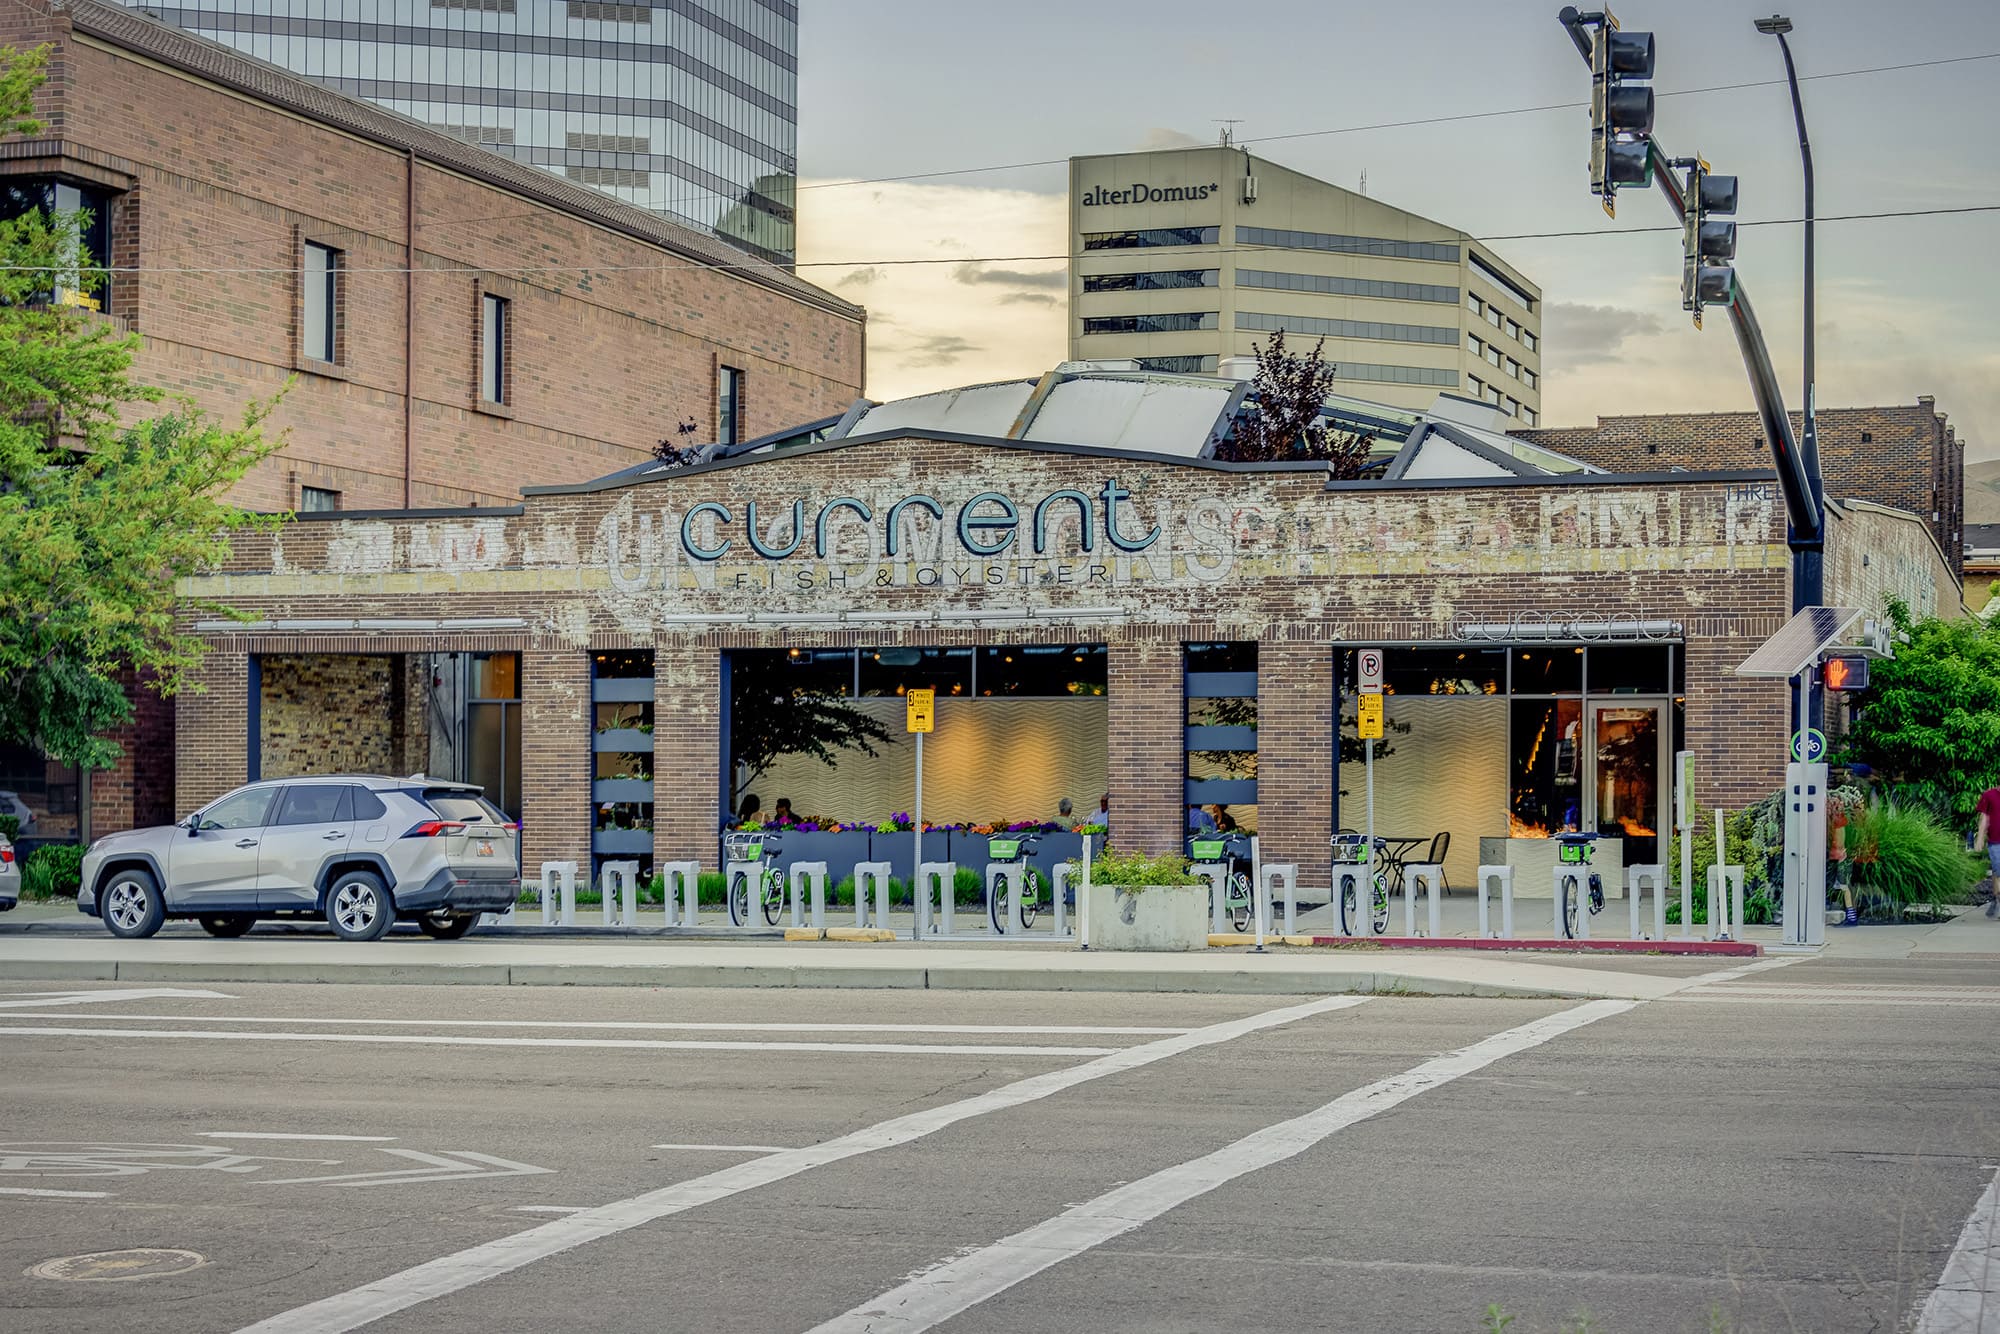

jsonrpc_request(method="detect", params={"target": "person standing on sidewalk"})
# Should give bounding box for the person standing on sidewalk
[1976,785,2000,917]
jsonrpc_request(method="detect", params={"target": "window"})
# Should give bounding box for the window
[1238,225,1458,263]
[274,784,352,827]
[1133,355,1219,374]
[1504,396,1520,416]
[1522,406,1539,426]
[1469,375,1486,395]
[1467,334,1482,355]
[349,786,387,821]
[1485,306,1503,330]
[1522,329,1539,352]
[480,292,509,404]
[1236,311,1456,345]
[1505,357,1520,377]
[1485,385,1503,406]
[467,653,521,820]
[1485,346,1502,367]
[1469,252,1538,312]
[1237,270,1457,304]
[1860,431,1873,443]
[303,241,340,364]
[198,787,279,831]
[1083,312,1217,335]
[1082,269,1217,292]
[1521,368,1538,390]
[1081,226,1219,250]
[1505,318,1521,340]
[1,177,115,311]
[717,364,743,446]
[1325,362,1459,387]
[1467,294,1484,315]
[300,486,340,513]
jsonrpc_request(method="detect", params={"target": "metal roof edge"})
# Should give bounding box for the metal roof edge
[1323,468,1781,492]
[1421,421,1547,477]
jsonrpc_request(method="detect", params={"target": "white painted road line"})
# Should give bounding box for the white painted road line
[1663,956,1800,991]
[257,1151,551,1189]
[803,998,1638,1334]
[0,1186,113,1199]
[0,1013,1191,1036]
[1913,1167,2000,1334]
[649,1143,787,1154]
[0,988,234,1010]
[512,1206,586,1215]
[203,1133,399,1143]
[0,1027,1120,1058]
[230,993,1372,1334]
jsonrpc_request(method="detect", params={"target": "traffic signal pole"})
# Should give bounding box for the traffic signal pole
[1557,8,1825,614]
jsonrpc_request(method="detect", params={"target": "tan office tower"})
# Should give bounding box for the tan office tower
[1069,146,1543,420]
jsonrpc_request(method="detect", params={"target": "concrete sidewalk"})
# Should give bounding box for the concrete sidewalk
[0,931,1741,1000]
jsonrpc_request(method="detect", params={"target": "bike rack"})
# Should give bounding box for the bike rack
[915,861,957,938]
[1553,864,1590,940]
[1189,862,1229,934]
[984,862,1026,936]
[538,861,578,927]
[599,859,640,927]
[1052,862,1079,939]
[1333,865,1370,938]
[1706,864,1745,941]
[658,860,700,927]
[788,861,829,931]
[1260,864,1298,935]
[852,861,892,931]
[1626,864,1666,941]
[1476,864,1514,939]
[1403,863,1444,938]
[721,855,763,928]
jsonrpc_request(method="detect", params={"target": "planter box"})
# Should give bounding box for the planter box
[593,729,654,753]
[757,829,872,881]
[1085,882,1208,951]
[593,778,654,804]
[592,828,653,856]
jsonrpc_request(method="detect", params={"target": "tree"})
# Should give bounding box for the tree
[1840,598,2000,826]
[0,44,285,770]
[1215,330,1376,477]
[727,654,897,807]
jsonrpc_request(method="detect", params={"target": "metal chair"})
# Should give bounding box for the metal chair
[1424,831,1451,896]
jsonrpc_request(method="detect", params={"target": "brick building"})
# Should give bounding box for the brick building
[1516,400,1965,580]
[0,0,863,842]
[141,367,1957,911]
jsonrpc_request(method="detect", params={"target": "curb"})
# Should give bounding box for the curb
[1297,935,1761,957]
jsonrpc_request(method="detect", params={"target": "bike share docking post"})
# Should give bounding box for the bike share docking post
[1188,838,1229,934]
[659,861,699,927]
[1261,862,1298,936]
[1627,864,1666,941]
[599,860,640,927]
[1076,833,1093,950]
[539,861,578,927]
[984,837,1027,937]
[853,861,892,930]
[1404,863,1444,939]
[1331,835,1370,938]
[916,861,956,937]
[1250,835,1266,951]
[1476,864,1513,939]
[788,861,828,931]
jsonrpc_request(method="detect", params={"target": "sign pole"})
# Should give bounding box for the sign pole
[912,730,922,941]
[905,689,935,942]
[1356,649,1385,921]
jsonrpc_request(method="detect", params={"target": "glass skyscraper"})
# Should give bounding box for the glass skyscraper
[122,0,798,267]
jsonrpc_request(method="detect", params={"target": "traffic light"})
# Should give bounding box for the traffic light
[1820,656,1870,692]
[1680,161,1739,328]
[1589,13,1656,216]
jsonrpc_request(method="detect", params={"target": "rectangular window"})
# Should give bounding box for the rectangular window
[1521,329,1539,352]
[1237,269,1457,304]
[1469,375,1485,395]
[1486,346,1502,367]
[1521,367,1538,390]
[1133,355,1219,374]
[717,364,743,446]
[1522,406,1539,427]
[1467,294,1483,315]
[1238,225,1458,263]
[1467,334,1482,355]
[1082,269,1217,292]
[1469,252,1538,312]
[303,241,339,364]
[1236,311,1456,346]
[1081,226,1219,250]
[480,292,509,404]
[1083,312,1218,335]
[1485,306,1503,330]
[1505,318,1521,340]
[300,486,340,513]
[1505,357,1520,377]
[1504,396,1519,416]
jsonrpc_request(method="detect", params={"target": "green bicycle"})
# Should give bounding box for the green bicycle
[986,834,1047,932]
[724,831,787,927]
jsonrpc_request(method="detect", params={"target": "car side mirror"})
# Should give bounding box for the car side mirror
[185,817,202,836]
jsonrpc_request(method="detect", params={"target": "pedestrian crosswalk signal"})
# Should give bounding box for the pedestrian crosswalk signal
[1819,656,1869,693]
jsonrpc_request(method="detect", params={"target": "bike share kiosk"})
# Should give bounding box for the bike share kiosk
[985,836,1041,936]
[1187,838,1231,934]
[1554,832,1603,940]
[722,831,782,928]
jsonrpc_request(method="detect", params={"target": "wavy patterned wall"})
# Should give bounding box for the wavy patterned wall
[1337,696,1509,886]
[749,698,1109,825]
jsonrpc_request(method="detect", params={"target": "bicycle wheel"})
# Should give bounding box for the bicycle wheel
[761,872,785,926]
[1588,873,1605,915]
[728,870,750,927]
[1019,870,1042,930]
[1340,878,1361,935]
[990,878,1011,933]
[1370,872,1391,936]
[1561,874,1579,939]
[1229,871,1252,932]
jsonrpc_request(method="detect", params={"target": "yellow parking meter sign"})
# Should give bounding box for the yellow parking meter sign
[906,688,935,733]
[1357,693,1384,740]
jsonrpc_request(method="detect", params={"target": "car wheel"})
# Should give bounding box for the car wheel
[327,870,395,942]
[418,912,477,940]
[198,914,255,939]
[102,869,166,940]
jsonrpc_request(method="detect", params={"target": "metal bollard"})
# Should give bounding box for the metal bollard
[916,861,956,938]
[1260,864,1298,936]
[1626,864,1666,941]
[658,861,699,927]
[1476,864,1514,939]
[1404,863,1444,938]
[539,861,577,927]
[1190,862,1228,934]
[599,860,639,927]
[853,861,892,930]
[788,861,828,931]
[1707,864,1745,940]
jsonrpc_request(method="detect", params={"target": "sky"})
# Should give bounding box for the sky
[790,0,2000,459]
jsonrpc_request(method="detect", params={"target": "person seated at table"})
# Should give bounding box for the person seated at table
[736,793,761,826]
[1188,804,1217,835]
[1052,796,1074,830]
[1211,804,1239,834]
[771,797,800,827]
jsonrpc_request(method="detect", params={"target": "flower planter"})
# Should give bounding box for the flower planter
[1085,882,1208,951]
[593,728,654,753]
[593,778,654,804]
[759,829,872,882]
[592,828,653,856]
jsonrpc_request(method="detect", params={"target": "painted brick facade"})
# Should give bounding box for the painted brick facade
[521,650,592,875]
[1258,640,1335,890]
[1107,641,1182,857]
[174,651,249,817]
[1518,401,1965,580]
[259,655,408,781]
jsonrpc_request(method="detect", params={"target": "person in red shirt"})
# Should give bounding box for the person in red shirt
[1976,786,2000,917]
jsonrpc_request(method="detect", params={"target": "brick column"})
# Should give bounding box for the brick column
[175,651,250,817]
[1684,634,1787,809]
[1258,641,1333,890]
[654,644,720,866]
[520,648,591,873]
[1108,640,1182,855]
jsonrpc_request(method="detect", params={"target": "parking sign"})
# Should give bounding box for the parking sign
[1357,649,1384,695]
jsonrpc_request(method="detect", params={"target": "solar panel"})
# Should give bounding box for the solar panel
[1734,606,1864,678]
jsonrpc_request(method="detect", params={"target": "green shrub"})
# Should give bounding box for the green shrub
[0,814,19,843]
[1088,849,1199,888]
[21,843,84,900]
[1846,801,1983,918]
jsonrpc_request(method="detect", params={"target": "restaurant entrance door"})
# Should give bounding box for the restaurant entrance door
[1587,701,1668,866]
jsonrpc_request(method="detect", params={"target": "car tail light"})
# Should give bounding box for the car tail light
[0,847,11,864]
[403,820,466,838]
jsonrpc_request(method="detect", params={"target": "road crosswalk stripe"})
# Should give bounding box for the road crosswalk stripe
[0,1026,1121,1058]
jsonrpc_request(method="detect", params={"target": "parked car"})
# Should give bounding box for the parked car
[77,775,519,941]
[0,830,17,912]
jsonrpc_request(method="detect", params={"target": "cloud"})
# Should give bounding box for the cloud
[999,291,1059,306]
[1138,127,1205,151]
[953,264,1066,289]
[835,266,884,288]
[1542,303,1666,367]
[899,333,979,368]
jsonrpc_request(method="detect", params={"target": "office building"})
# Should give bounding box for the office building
[116,0,800,265]
[1069,146,1542,420]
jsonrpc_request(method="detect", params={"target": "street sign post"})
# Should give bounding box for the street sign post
[1789,728,1826,763]
[907,689,934,935]
[1356,652,1385,904]
[1357,648,1384,695]
[1356,694,1384,739]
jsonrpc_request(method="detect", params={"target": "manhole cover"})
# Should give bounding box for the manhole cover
[28,1249,207,1282]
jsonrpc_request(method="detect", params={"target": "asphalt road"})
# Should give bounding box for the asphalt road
[0,959,1994,1334]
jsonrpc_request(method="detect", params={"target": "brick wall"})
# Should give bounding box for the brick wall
[653,646,719,866]
[521,650,591,875]
[89,672,176,834]
[1518,401,1965,579]
[174,650,249,816]
[1257,640,1334,889]
[1107,641,1182,856]
[259,655,407,780]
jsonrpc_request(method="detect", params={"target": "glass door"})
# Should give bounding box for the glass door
[1587,701,1667,865]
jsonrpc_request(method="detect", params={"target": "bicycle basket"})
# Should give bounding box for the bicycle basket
[1189,838,1226,861]
[987,838,1022,861]
[1329,834,1369,865]
[723,834,764,862]
[1556,835,1595,865]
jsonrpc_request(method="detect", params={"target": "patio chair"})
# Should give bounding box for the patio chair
[1424,831,1451,895]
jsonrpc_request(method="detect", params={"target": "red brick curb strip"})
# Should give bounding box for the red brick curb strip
[1301,936,1761,957]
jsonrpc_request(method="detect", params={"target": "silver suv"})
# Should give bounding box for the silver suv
[0,829,17,912]
[78,775,519,942]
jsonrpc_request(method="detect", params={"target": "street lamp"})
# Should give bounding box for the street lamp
[1755,15,1824,526]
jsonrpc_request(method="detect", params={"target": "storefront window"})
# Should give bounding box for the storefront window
[859,646,972,697]
[1379,647,1506,696]
[978,645,1107,697]
[590,650,653,679]
[468,652,521,820]
[1587,645,1669,694]
[0,741,84,845]
[779,648,857,697]
[1512,647,1583,695]
[1509,697,1583,837]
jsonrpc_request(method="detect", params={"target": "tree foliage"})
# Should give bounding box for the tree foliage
[728,654,897,805]
[0,44,286,769]
[1840,598,2000,826]
[1215,330,1375,477]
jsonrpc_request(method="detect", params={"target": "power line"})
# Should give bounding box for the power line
[16,202,1998,279]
